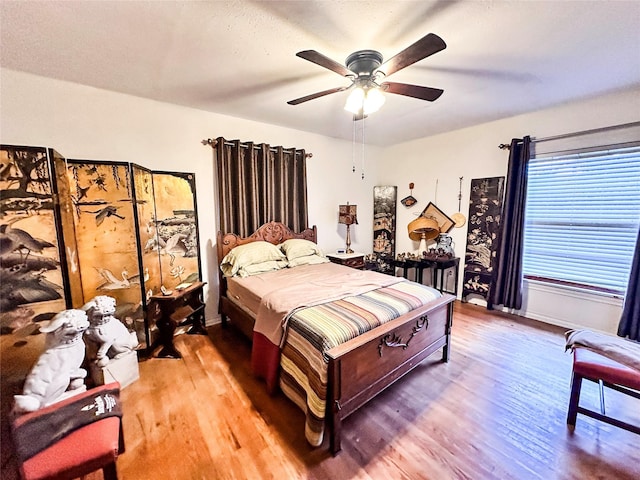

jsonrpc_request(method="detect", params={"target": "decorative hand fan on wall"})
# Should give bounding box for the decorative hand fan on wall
[287,33,446,116]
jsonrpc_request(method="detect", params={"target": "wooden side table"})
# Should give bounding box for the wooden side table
[425,257,460,296]
[326,252,365,270]
[391,257,460,296]
[147,281,207,359]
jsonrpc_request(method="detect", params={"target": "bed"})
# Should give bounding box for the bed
[216,221,455,454]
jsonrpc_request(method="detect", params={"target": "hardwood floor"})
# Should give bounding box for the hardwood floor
[2,301,639,479]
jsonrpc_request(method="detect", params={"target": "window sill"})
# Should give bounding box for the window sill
[524,277,625,303]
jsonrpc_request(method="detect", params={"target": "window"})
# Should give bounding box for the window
[523,143,640,295]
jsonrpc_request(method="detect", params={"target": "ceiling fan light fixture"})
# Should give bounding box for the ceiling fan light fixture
[344,84,385,115]
[344,86,365,114]
[364,86,385,114]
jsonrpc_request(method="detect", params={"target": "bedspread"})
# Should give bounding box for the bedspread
[252,263,403,346]
[277,280,441,446]
[247,263,403,391]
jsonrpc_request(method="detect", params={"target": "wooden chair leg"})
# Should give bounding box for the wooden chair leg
[103,461,118,480]
[567,372,582,426]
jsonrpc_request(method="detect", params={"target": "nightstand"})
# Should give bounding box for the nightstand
[326,252,365,270]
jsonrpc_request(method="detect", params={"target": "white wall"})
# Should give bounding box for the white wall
[3,68,638,333]
[379,86,640,333]
[0,68,382,322]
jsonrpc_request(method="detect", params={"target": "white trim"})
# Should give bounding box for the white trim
[524,278,624,305]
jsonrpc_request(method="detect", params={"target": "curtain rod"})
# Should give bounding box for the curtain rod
[498,121,640,150]
[201,138,313,158]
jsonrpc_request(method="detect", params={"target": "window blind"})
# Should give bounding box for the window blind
[523,144,640,294]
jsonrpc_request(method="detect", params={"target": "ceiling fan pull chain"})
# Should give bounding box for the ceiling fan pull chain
[361,114,366,180]
[352,116,356,173]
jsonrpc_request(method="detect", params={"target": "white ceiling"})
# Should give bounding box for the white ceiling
[1,1,639,146]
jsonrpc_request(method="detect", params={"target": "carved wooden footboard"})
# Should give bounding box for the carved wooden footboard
[326,294,455,454]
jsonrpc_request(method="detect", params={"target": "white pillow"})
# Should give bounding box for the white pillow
[236,260,289,277]
[220,241,287,277]
[287,254,330,268]
[279,238,325,260]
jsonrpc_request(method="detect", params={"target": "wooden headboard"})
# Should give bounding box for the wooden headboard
[216,221,317,267]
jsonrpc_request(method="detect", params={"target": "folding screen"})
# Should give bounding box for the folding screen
[0,145,202,354]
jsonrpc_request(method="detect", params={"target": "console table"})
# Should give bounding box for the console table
[391,257,460,296]
[147,281,207,358]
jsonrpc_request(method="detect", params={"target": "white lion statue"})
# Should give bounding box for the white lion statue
[13,309,89,413]
[82,295,138,367]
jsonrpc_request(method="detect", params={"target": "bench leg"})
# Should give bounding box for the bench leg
[103,461,118,480]
[567,372,582,426]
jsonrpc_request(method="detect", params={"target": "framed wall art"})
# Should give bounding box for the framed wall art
[420,202,454,234]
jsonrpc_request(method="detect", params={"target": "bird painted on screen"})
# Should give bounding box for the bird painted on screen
[95,267,131,290]
[163,233,187,266]
[86,206,125,226]
[127,268,149,285]
[75,184,91,201]
[0,221,55,265]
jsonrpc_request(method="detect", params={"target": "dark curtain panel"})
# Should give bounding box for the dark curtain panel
[487,136,531,310]
[215,137,308,237]
[618,226,640,341]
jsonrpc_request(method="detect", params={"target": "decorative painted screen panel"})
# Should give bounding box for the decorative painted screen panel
[151,171,201,289]
[372,185,397,274]
[462,176,505,302]
[67,160,147,346]
[50,148,83,307]
[0,145,70,333]
[131,164,162,348]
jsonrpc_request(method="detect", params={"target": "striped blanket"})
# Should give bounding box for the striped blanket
[278,280,441,447]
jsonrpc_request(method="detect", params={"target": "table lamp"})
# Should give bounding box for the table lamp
[339,203,358,254]
[408,216,440,255]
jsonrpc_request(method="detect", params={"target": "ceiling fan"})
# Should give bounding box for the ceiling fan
[287,33,447,116]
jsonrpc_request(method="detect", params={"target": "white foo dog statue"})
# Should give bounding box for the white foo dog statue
[83,295,138,367]
[13,309,89,413]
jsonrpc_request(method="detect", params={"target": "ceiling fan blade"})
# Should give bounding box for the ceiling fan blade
[381,82,444,101]
[377,33,446,77]
[296,50,353,77]
[287,86,348,105]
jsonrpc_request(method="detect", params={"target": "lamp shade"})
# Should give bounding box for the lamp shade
[339,204,358,225]
[344,86,386,115]
[408,216,439,241]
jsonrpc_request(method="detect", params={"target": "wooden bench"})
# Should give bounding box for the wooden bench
[567,347,640,434]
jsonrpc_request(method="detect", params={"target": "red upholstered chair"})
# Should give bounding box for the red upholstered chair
[10,382,124,480]
[567,347,640,434]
